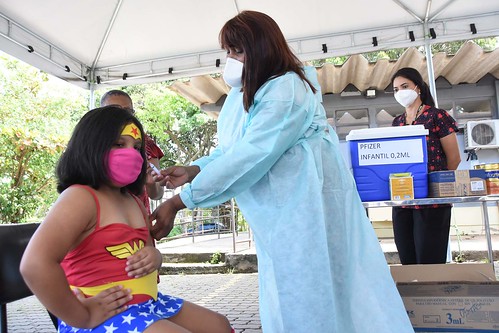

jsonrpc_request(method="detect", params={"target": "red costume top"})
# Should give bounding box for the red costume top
[60,185,158,305]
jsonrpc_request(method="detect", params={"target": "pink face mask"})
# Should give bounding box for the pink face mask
[107,148,144,187]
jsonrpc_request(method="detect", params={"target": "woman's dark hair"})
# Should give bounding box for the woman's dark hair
[219,10,316,111]
[391,67,435,107]
[56,106,147,195]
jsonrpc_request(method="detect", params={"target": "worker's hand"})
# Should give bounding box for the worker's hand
[150,194,186,240]
[154,166,200,189]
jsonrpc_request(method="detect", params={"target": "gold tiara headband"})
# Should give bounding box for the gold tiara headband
[121,123,142,140]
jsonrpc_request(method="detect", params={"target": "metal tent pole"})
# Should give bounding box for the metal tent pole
[424,23,438,107]
[89,84,96,109]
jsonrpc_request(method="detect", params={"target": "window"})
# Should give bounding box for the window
[375,106,400,128]
[447,99,492,128]
[329,108,369,139]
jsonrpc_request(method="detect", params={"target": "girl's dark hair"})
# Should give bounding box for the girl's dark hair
[56,106,147,195]
[219,10,316,111]
[391,67,435,107]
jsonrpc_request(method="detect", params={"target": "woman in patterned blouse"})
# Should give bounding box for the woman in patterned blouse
[391,67,461,265]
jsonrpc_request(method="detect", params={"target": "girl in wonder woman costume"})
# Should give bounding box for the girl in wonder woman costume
[21,106,232,333]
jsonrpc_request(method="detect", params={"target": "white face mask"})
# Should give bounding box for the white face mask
[394,86,418,108]
[223,57,244,88]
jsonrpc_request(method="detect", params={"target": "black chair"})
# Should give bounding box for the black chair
[0,223,58,332]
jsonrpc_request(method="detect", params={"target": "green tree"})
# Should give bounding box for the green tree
[0,128,65,223]
[0,53,88,223]
[147,91,217,166]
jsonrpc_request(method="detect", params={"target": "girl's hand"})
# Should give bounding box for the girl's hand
[73,286,132,328]
[125,246,162,278]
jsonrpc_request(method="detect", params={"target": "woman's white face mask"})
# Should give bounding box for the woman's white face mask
[223,57,244,88]
[394,86,418,108]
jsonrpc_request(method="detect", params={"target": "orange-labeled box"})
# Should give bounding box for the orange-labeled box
[474,163,499,194]
[389,173,414,200]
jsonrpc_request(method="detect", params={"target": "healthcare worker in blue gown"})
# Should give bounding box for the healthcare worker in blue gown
[151,10,413,333]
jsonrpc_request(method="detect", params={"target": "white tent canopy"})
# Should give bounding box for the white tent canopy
[1,0,498,91]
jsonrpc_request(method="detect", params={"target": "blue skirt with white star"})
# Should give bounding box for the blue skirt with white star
[57,292,184,333]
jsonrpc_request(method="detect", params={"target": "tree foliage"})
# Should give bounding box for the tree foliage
[1,51,216,223]
[0,53,88,223]
[0,128,65,223]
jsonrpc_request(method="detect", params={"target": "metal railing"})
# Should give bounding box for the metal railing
[150,191,253,252]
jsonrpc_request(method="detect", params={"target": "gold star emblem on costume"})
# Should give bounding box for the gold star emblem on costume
[121,123,142,140]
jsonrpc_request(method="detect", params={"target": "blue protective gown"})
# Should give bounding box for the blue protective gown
[180,67,413,332]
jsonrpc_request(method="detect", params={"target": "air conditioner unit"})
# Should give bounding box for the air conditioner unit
[464,119,499,149]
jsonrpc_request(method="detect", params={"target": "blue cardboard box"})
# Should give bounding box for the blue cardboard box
[429,169,487,197]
